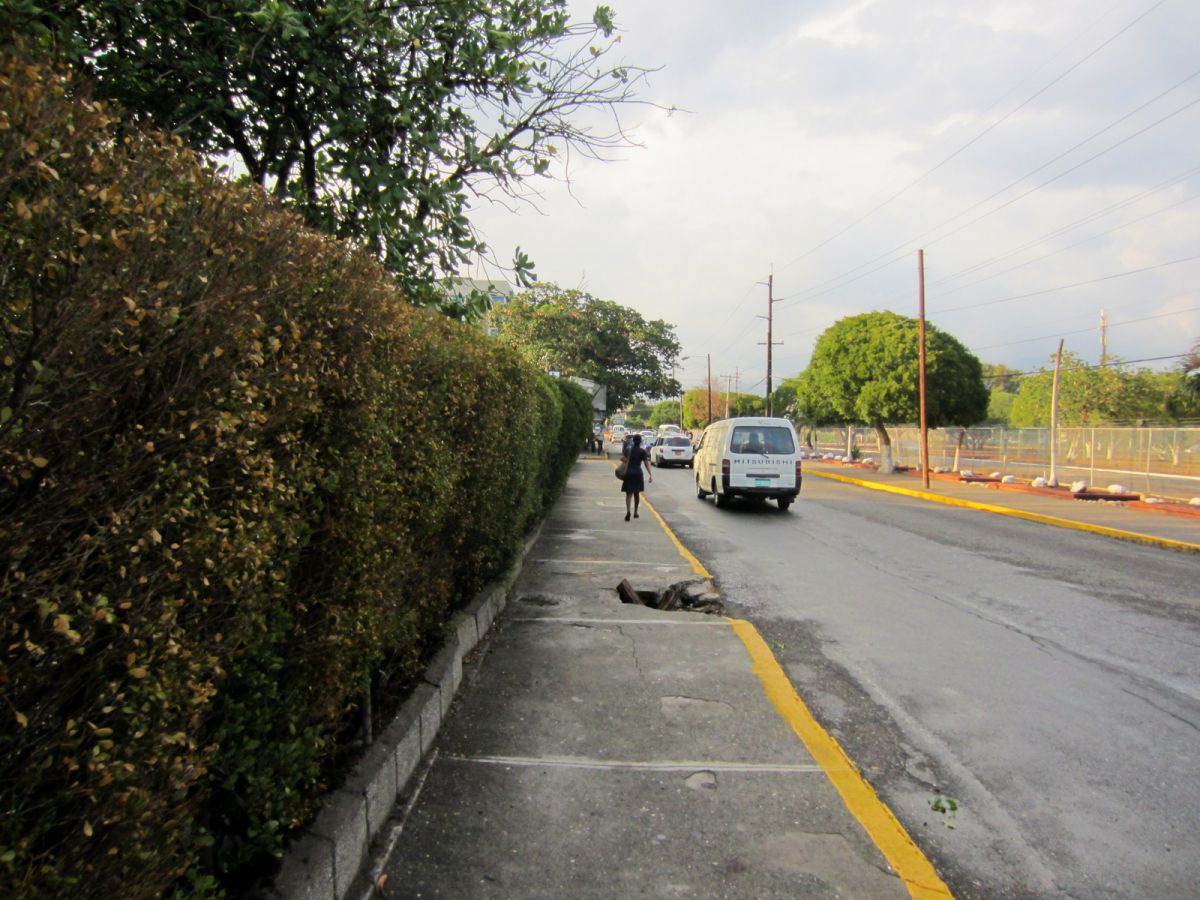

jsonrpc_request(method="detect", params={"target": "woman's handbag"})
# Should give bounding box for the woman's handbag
[615,458,629,479]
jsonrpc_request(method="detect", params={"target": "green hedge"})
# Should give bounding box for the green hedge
[0,47,588,897]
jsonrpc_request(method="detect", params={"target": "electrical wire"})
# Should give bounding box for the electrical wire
[774,0,1172,276]
[937,253,1200,314]
[974,307,1200,351]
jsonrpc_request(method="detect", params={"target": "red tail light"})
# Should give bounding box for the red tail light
[795,459,803,478]
[721,458,730,476]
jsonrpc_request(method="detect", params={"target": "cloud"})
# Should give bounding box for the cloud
[469,0,1200,385]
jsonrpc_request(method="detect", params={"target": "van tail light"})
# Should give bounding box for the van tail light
[721,458,730,477]
[795,459,803,478]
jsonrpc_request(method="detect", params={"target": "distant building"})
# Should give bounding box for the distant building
[568,377,607,426]
[445,277,514,334]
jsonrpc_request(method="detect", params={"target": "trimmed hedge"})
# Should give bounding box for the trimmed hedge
[0,47,587,896]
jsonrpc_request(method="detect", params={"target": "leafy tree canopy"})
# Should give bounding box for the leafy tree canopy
[795,311,988,429]
[492,283,680,412]
[11,1,657,316]
[981,362,1021,394]
[648,399,682,429]
[1009,351,1199,426]
[682,384,719,429]
[794,311,987,471]
[1183,338,1200,401]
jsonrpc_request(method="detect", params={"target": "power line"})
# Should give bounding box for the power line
[774,0,1171,277]
[937,254,1200,314]
[974,307,1200,351]
[983,352,1188,380]
[777,89,1200,312]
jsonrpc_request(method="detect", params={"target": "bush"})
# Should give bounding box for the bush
[0,45,585,896]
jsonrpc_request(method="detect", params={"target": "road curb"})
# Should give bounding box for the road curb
[270,520,546,899]
[810,469,1200,554]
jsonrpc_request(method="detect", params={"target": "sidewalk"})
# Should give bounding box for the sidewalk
[370,456,949,899]
[803,461,1200,553]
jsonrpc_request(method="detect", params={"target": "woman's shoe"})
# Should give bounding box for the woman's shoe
[633,511,639,518]
[624,512,631,521]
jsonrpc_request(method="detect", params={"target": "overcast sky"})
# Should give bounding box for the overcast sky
[466,0,1200,395]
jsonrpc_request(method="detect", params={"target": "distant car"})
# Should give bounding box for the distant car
[651,435,694,468]
[640,430,656,445]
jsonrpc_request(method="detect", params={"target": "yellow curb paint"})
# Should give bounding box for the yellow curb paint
[641,495,713,579]
[727,618,953,899]
[810,470,1200,554]
[605,457,713,578]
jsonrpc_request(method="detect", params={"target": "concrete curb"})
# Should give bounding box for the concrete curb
[270,521,545,899]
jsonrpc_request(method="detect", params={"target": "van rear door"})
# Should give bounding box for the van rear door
[727,424,797,490]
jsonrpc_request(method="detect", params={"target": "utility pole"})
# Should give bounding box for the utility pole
[757,273,783,416]
[706,353,713,424]
[1049,338,1064,487]
[721,374,734,418]
[918,250,929,489]
[1099,309,1108,367]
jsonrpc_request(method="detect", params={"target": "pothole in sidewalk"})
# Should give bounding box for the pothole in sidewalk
[685,770,718,792]
[615,578,724,615]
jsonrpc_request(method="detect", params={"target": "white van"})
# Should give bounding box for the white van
[693,417,802,511]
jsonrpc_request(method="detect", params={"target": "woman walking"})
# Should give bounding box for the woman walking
[620,433,652,521]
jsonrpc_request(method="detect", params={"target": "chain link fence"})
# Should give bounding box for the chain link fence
[808,425,1200,498]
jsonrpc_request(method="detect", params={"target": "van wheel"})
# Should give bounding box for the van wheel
[778,497,793,511]
[714,483,729,508]
[695,477,708,499]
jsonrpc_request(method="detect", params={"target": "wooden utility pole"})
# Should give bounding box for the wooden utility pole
[758,274,783,416]
[1099,309,1108,366]
[1049,338,1064,486]
[918,250,930,489]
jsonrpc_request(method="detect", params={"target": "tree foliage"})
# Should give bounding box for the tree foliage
[980,362,1021,394]
[1183,338,1200,401]
[492,283,680,412]
[794,311,988,470]
[9,0,657,314]
[1009,351,1200,426]
[648,398,681,428]
[0,44,586,895]
[682,384,718,429]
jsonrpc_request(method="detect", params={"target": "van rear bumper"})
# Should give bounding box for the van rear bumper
[721,475,801,499]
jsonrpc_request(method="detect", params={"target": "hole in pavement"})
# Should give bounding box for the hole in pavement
[685,770,718,792]
[615,578,724,615]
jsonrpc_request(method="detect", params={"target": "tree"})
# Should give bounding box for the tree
[682,382,719,429]
[729,393,764,417]
[1183,338,1200,401]
[1011,352,1200,426]
[11,1,658,315]
[649,399,681,428]
[492,283,680,412]
[981,362,1021,394]
[794,311,988,472]
[986,390,1015,425]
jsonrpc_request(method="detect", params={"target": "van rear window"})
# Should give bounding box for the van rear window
[731,426,795,455]
[665,437,690,447]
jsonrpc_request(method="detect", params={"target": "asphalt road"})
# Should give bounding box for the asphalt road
[642,458,1200,898]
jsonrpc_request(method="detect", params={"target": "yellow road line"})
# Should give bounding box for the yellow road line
[811,470,1200,554]
[728,618,953,899]
[640,494,713,578]
[605,458,714,578]
[615,459,948,893]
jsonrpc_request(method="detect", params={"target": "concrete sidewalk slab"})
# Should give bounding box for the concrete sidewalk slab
[372,459,929,899]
